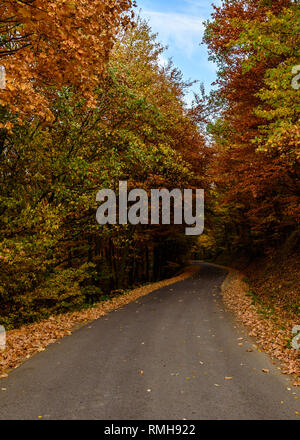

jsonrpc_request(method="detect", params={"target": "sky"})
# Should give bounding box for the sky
[135,0,222,105]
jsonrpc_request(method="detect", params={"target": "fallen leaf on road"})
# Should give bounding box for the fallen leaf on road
[225,377,233,380]
[262,369,270,374]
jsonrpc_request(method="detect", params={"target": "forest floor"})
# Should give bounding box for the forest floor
[220,251,300,386]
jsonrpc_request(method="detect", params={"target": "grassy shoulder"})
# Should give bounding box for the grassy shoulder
[0,264,199,377]
[220,253,300,386]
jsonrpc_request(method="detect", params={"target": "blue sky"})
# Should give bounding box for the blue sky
[135,0,221,105]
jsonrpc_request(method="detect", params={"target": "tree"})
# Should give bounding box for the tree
[0,0,134,122]
[202,0,299,254]
[0,16,207,328]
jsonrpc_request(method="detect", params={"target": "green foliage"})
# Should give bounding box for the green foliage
[0,17,205,328]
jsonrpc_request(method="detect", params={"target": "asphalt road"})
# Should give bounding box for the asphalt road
[0,262,299,420]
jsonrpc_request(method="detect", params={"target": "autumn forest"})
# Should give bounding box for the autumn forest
[0,0,299,337]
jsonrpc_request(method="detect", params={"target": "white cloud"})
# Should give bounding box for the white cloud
[142,10,205,58]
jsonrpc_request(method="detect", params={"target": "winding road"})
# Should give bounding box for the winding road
[0,263,299,420]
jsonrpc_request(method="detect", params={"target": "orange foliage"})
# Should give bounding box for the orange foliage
[0,0,134,121]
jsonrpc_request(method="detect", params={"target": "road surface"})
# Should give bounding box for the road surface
[0,263,299,420]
